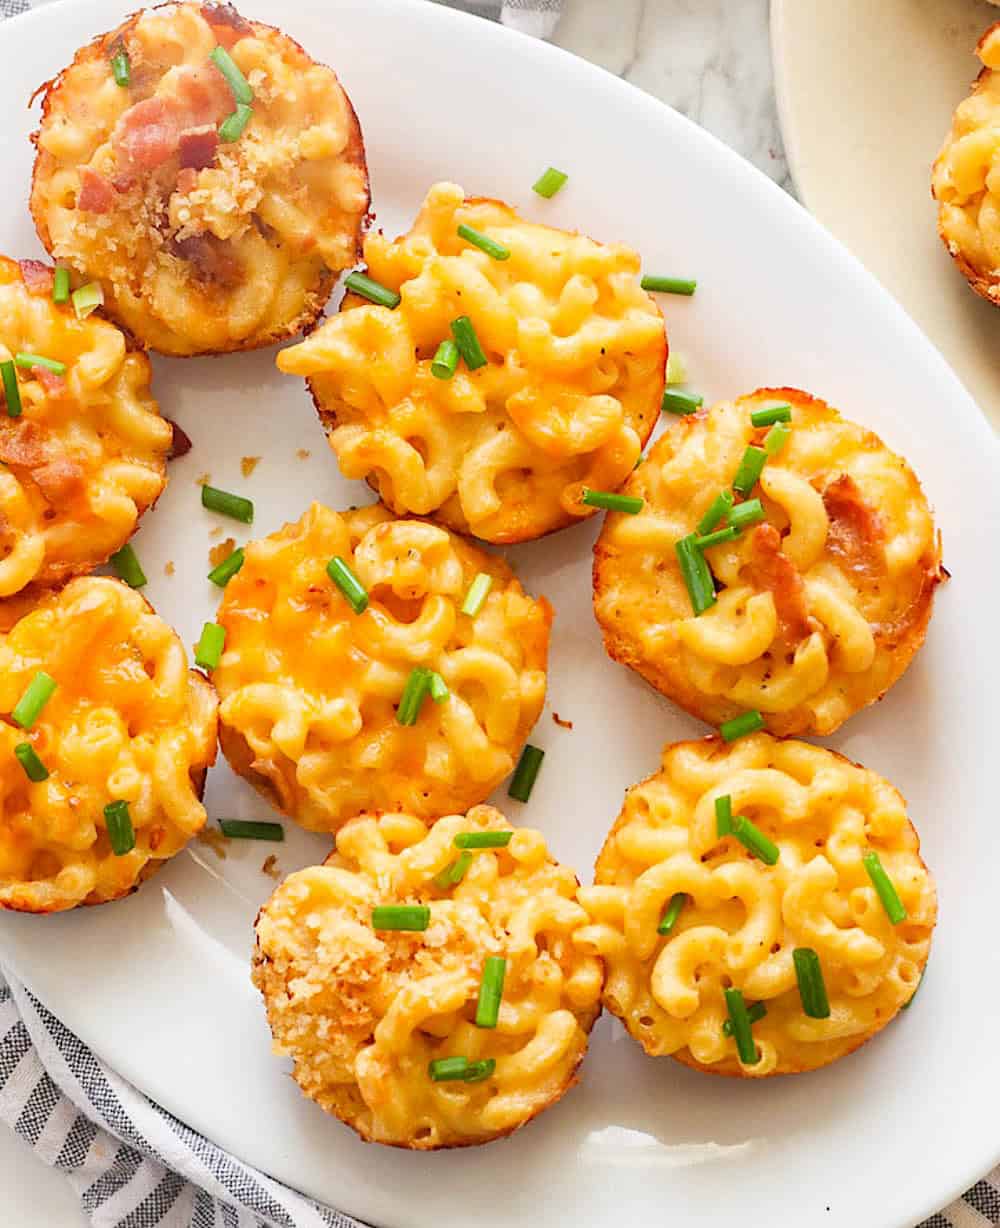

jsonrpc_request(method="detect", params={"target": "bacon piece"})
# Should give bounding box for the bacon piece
[165,418,193,459]
[744,523,814,644]
[112,172,136,193]
[0,421,47,469]
[31,366,67,397]
[822,474,885,586]
[176,167,198,195]
[178,124,218,171]
[172,62,232,128]
[173,235,242,288]
[113,65,230,174]
[77,167,114,213]
[32,457,86,503]
[18,261,54,296]
[201,2,251,49]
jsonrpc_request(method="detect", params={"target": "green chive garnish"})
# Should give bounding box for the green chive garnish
[732,445,768,496]
[640,275,697,296]
[475,956,506,1028]
[201,484,253,524]
[764,423,790,457]
[723,987,759,1065]
[662,389,703,416]
[52,267,70,304]
[508,745,544,803]
[71,282,104,320]
[657,892,687,936]
[219,819,284,841]
[104,800,135,856]
[793,947,830,1019]
[14,743,48,783]
[428,1056,496,1082]
[431,338,459,380]
[208,546,245,587]
[732,816,779,866]
[715,794,733,837]
[194,622,225,671]
[719,710,764,742]
[463,1058,496,1083]
[694,526,738,550]
[750,402,791,427]
[326,556,368,613]
[723,1001,766,1035]
[862,851,907,924]
[675,533,716,616]
[397,667,432,726]
[209,45,253,105]
[218,103,252,143]
[450,316,487,370]
[372,904,430,931]
[727,498,765,531]
[454,830,513,850]
[665,352,687,384]
[15,353,65,375]
[1,361,21,419]
[344,272,401,309]
[109,543,146,588]
[428,671,449,703]
[457,224,510,261]
[433,852,472,889]
[111,49,130,87]
[12,672,57,730]
[461,572,492,617]
[532,167,568,198]
[581,489,644,514]
[697,490,733,536]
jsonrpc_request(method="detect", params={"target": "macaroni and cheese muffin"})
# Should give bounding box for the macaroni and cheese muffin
[593,387,943,737]
[277,181,666,543]
[0,255,171,596]
[0,576,218,913]
[253,806,603,1147]
[30,1,369,355]
[577,735,936,1077]
[214,502,550,833]
[932,23,1000,305]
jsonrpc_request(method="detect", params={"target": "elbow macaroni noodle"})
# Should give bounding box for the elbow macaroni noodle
[577,735,936,1076]
[252,806,603,1147]
[277,181,666,542]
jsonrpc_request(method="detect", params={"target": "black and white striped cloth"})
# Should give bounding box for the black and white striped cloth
[0,0,997,1224]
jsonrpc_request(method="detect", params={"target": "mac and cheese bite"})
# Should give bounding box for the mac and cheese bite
[30,1,369,355]
[593,388,943,737]
[214,502,550,832]
[577,735,935,1077]
[0,256,170,596]
[0,577,218,913]
[253,806,603,1147]
[932,23,1000,305]
[277,182,666,543]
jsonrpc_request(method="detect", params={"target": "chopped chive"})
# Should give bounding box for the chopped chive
[640,275,697,296]
[208,546,245,587]
[862,851,907,924]
[724,987,760,1065]
[665,352,687,385]
[397,667,432,726]
[219,819,284,841]
[475,956,507,1028]
[201,484,253,523]
[581,489,644,514]
[694,526,738,550]
[104,800,135,856]
[71,282,104,320]
[428,1056,471,1081]
[508,745,544,803]
[12,672,57,730]
[218,103,252,143]
[723,1001,766,1035]
[715,794,733,837]
[750,402,791,427]
[431,338,459,380]
[662,388,703,415]
[194,622,225,671]
[532,167,568,198]
[732,445,768,496]
[675,533,716,616]
[463,1058,496,1083]
[697,490,733,535]
[461,572,493,617]
[719,710,764,742]
[457,224,510,261]
[372,904,430,931]
[764,423,790,457]
[428,671,449,703]
[52,267,70,304]
[111,48,130,87]
[433,852,473,889]
[109,543,146,588]
[450,315,487,370]
[209,45,253,104]
[344,272,400,309]
[454,830,513,850]
[14,743,48,783]
[1,361,21,419]
[657,892,687,936]
[732,816,779,866]
[15,353,65,375]
[727,498,765,531]
[793,947,830,1019]
[326,556,368,614]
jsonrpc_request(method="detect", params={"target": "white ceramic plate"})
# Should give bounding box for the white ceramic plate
[0,2,998,1226]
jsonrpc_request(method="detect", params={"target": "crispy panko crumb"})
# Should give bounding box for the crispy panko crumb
[240,456,261,478]
[296,448,311,460]
[261,854,280,879]
[164,561,176,576]
[552,712,573,729]
[209,537,236,568]
[197,827,228,859]
[195,472,210,487]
